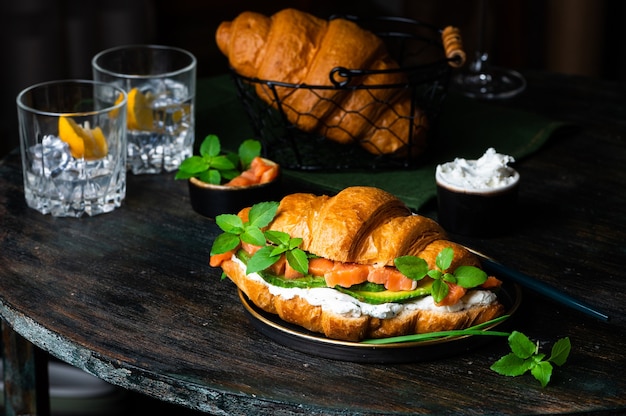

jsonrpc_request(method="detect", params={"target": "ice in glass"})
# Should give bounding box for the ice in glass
[92,45,196,175]
[16,80,127,217]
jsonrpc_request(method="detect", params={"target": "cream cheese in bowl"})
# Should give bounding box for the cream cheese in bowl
[436,148,520,236]
[436,148,519,193]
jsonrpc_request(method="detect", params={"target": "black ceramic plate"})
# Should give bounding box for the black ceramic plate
[239,272,522,364]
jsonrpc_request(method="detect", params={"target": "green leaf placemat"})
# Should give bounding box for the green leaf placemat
[196,76,566,211]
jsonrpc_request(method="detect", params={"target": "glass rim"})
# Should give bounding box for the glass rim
[91,44,197,79]
[16,79,127,118]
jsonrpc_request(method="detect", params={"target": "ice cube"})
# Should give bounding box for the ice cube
[30,135,72,178]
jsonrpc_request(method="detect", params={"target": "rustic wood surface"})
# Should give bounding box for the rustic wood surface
[1,71,625,415]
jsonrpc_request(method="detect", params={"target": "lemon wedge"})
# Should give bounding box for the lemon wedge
[58,116,108,160]
[86,126,108,159]
[172,103,191,124]
[109,92,125,118]
[127,88,154,130]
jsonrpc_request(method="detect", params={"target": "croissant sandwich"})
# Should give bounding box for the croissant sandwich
[210,186,505,342]
[215,8,433,157]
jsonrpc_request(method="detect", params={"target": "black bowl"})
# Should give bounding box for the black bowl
[436,169,520,237]
[187,160,282,218]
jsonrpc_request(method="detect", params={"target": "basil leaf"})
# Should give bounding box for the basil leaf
[200,134,220,157]
[431,279,448,303]
[246,246,280,274]
[241,226,266,247]
[224,152,240,168]
[549,337,571,366]
[442,273,457,284]
[454,265,488,288]
[436,246,454,271]
[174,169,194,180]
[215,214,244,233]
[238,139,261,168]
[178,155,209,174]
[490,353,533,376]
[220,169,240,181]
[288,237,303,251]
[264,230,290,246]
[248,201,279,228]
[427,269,442,280]
[508,331,537,359]
[395,255,428,280]
[210,155,237,170]
[210,233,240,255]
[531,361,553,388]
[198,169,221,185]
[286,248,309,275]
[270,245,287,257]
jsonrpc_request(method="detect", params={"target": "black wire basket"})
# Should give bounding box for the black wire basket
[230,15,465,171]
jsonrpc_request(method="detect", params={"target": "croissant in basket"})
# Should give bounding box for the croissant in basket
[216,8,437,157]
[211,186,505,342]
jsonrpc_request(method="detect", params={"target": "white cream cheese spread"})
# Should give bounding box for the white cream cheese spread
[231,256,497,319]
[436,148,518,192]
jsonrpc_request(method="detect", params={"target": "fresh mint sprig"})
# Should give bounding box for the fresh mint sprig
[363,319,571,387]
[210,201,309,275]
[490,331,571,387]
[175,134,261,184]
[395,246,488,303]
[211,201,278,256]
[246,230,309,275]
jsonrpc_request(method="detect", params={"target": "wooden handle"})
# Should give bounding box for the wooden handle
[442,26,466,68]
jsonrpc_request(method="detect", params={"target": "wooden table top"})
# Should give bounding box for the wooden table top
[1,71,625,415]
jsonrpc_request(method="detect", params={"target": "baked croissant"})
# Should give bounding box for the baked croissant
[215,8,430,157]
[214,186,505,341]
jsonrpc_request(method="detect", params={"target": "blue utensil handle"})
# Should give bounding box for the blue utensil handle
[481,257,610,322]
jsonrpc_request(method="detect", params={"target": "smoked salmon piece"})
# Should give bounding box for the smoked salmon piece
[237,207,251,222]
[241,241,262,256]
[436,282,466,306]
[226,175,254,187]
[324,262,370,288]
[210,250,235,267]
[226,157,279,187]
[481,275,502,289]
[307,258,335,277]
[284,259,304,279]
[367,267,416,291]
[267,255,286,276]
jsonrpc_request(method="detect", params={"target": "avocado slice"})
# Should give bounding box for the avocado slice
[335,281,433,304]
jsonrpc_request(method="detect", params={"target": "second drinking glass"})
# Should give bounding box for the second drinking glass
[92,45,197,175]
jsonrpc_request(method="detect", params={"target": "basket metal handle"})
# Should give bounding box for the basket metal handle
[442,26,466,68]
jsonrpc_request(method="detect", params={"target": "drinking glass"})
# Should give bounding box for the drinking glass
[17,80,127,217]
[451,0,526,99]
[92,45,196,174]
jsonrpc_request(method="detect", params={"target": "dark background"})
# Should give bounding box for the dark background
[1,1,624,413]
[1,0,624,159]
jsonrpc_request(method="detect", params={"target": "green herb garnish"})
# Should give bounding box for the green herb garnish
[211,201,278,256]
[490,331,571,387]
[363,318,571,387]
[362,315,511,344]
[395,246,488,303]
[175,134,261,184]
[235,250,327,289]
[210,201,309,276]
[247,230,309,275]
